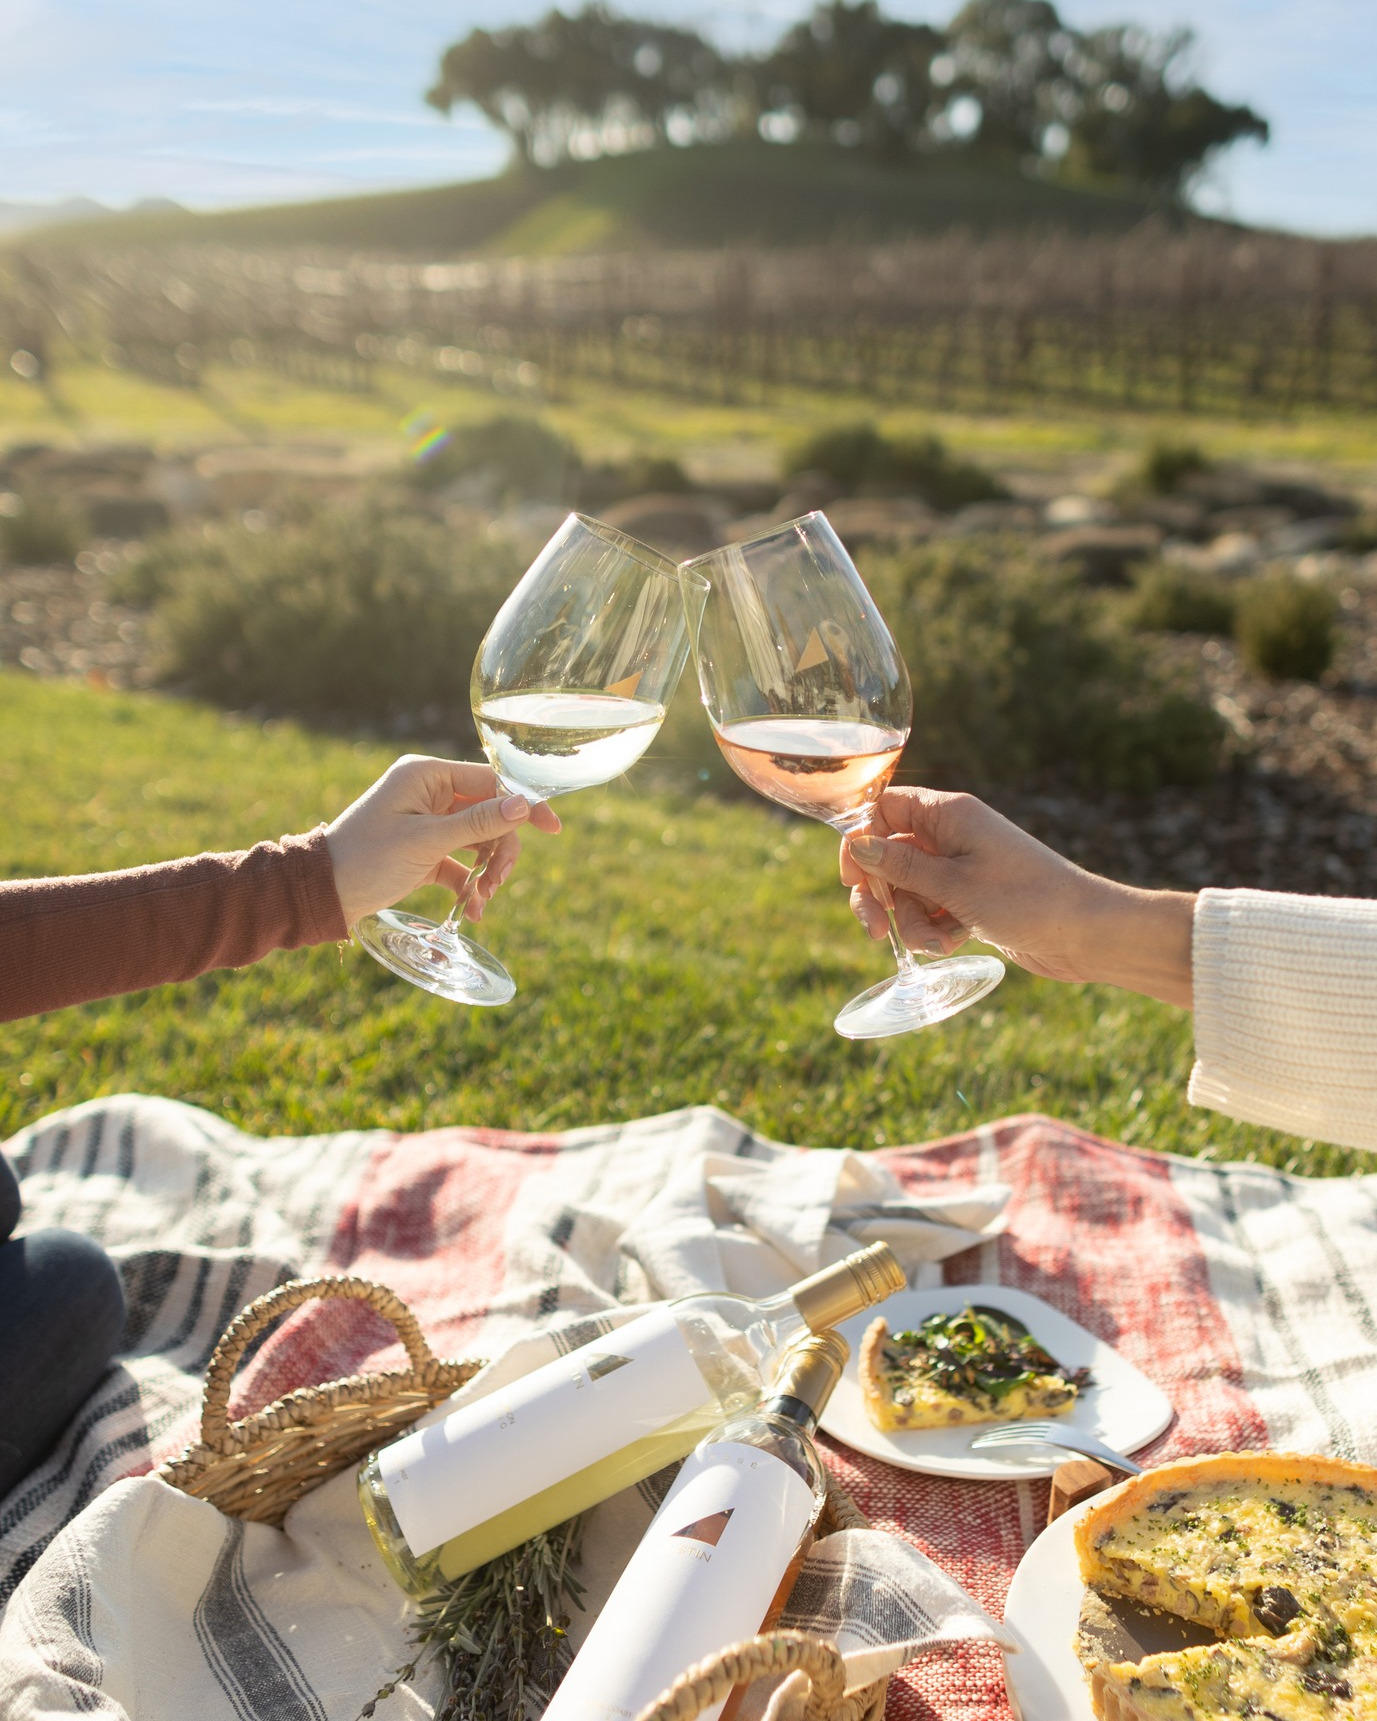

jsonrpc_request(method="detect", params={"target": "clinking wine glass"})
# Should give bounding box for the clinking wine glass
[355,514,708,1005]
[687,511,1004,1038]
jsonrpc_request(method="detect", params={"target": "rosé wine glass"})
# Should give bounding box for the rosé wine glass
[686,511,1003,1038]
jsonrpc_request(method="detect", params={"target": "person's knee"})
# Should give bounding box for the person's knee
[0,1230,125,1496]
[0,1152,20,1243]
[0,1229,126,1374]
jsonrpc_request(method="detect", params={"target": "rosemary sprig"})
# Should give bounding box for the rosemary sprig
[360,1515,587,1721]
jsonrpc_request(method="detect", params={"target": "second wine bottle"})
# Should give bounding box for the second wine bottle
[543,1328,851,1721]
[358,1241,902,1593]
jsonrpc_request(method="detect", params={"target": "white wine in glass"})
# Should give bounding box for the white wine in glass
[355,514,708,1005]
[687,511,1004,1038]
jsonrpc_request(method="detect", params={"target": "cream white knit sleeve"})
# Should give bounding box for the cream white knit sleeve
[1189,887,1377,1151]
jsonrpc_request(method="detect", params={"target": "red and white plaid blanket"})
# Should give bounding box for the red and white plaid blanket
[5,1095,1376,1720]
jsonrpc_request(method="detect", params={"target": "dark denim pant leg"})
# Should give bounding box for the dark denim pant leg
[0,1149,19,1243]
[0,1152,127,1498]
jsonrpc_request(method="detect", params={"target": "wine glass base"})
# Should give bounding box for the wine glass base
[353,909,516,1007]
[834,953,1005,1040]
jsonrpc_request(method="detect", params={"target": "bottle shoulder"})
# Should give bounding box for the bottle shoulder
[706,1411,826,1494]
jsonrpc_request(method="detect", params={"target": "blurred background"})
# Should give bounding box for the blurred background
[2,1,1375,1163]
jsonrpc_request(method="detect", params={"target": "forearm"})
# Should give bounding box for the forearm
[0,830,346,1022]
[1072,879,1196,1009]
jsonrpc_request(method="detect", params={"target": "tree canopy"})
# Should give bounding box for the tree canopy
[425,0,1268,199]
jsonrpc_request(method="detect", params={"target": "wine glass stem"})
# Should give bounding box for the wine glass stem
[433,844,494,942]
[886,907,919,977]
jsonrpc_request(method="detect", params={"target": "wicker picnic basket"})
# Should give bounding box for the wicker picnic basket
[158,1273,888,1721]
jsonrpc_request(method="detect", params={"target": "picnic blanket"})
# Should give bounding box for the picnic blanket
[4,1097,1377,1720]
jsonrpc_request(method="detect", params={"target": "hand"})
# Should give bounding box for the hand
[324,755,561,929]
[840,787,1195,1008]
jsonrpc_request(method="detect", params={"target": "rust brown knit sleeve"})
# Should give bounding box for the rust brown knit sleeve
[0,827,348,1022]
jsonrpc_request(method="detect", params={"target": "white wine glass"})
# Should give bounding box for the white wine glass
[355,513,709,1005]
[686,511,1004,1038]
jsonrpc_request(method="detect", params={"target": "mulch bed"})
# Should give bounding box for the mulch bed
[5,558,1376,899]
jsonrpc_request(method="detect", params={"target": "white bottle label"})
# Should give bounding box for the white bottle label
[378,1306,711,1558]
[543,1440,818,1721]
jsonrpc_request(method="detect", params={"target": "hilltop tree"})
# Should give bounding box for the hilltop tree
[425,0,1267,199]
[756,2,943,159]
[1060,25,1269,194]
[425,6,737,167]
[938,0,1268,190]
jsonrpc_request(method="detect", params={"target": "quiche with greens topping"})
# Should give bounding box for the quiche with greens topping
[858,1304,1090,1431]
[1074,1452,1377,1721]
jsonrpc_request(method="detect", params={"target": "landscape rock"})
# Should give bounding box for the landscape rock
[1041,524,1162,586]
[1269,516,1351,558]
[600,492,729,557]
[822,496,936,548]
[1178,466,1269,511]
[1044,494,1119,528]
[1204,506,1296,540]
[1131,496,1210,539]
[488,502,571,553]
[1205,531,1263,573]
[771,470,844,518]
[941,500,1039,535]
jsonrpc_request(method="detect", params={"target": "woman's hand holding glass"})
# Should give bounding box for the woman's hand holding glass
[325,755,561,930]
[353,514,707,1005]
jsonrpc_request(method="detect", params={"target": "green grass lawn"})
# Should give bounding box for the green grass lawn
[0,670,1350,1175]
[7,358,1377,484]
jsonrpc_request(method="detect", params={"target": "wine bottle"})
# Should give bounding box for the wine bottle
[358,1242,901,1594]
[542,1329,849,1721]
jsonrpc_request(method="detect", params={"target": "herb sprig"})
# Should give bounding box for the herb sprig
[889,1305,1090,1404]
[361,1515,587,1721]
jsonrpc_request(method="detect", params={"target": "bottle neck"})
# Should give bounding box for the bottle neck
[758,1393,819,1436]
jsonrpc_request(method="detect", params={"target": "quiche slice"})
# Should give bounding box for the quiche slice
[858,1304,1089,1431]
[1074,1452,1377,1721]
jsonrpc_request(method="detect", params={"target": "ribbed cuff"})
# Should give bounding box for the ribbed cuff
[277,826,348,947]
[1189,887,1377,1151]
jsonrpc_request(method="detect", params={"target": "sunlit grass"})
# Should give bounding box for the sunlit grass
[0,671,1355,1175]
[5,363,1377,480]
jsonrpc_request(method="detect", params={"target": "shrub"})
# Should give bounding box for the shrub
[576,453,695,508]
[141,500,523,729]
[1129,564,1237,636]
[866,538,1224,792]
[1339,514,1377,554]
[0,490,85,565]
[1236,574,1337,682]
[1137,439,1210,496]
[405,414,578,504]
[785,422,1005,511]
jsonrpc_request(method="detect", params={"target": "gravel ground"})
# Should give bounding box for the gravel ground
[0,552,152,689]
[4,556,1376,898]
[994,588,1377,896]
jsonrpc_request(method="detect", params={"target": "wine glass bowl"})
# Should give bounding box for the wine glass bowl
[355,514,707,1005]
[687,512,1004,1038]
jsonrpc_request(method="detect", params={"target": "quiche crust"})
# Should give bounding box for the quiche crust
[1074,1452,1377,1721]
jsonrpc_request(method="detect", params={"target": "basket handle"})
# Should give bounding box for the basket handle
[200,1275,440,1452]
[635,1630,846,1721]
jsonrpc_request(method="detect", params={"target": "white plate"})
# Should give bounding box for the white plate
[1001,1502,1095,1721]
[818,1284,1173,1479]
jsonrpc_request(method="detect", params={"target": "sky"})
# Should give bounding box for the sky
[0,0,1372,238]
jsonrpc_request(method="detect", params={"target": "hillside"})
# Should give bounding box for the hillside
[33,141,1187,257]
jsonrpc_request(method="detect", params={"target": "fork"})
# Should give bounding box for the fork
[968,1421,1144,1475]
